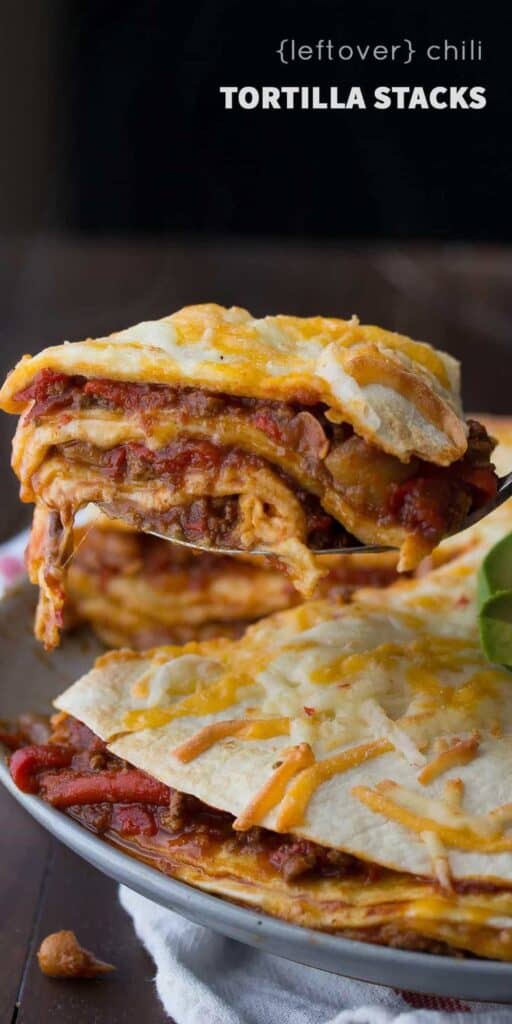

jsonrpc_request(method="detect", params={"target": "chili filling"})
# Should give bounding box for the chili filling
[9,713,383,884]
[17,371,498,548]
[6,712,506,897]
[56,439,353,550]
[6,712,506,960]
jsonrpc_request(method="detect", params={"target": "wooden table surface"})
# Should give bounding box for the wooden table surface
[0,236,511,1022]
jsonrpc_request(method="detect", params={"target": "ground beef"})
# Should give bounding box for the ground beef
[269,839,361,882]
[159,790,189,832]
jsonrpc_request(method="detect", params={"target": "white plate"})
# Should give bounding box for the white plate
[1,581,511,1001]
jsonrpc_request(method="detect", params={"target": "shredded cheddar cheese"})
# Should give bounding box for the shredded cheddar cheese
[418,733,480,785]
[442,778,465,810]
[276,739,393,831]
[233,743,315,831]
[361,698,426,769]
[172,717,290,763]
[353,781,512,853]
[420,831,453,892]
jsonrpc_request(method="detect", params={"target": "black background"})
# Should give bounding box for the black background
[0,0,511,542]
[1,0,511,240]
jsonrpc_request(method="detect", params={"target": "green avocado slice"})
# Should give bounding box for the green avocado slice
[479,589,512,669]
[477,532,512,610]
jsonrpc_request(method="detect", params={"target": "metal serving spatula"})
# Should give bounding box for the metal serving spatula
[104,471,512,557]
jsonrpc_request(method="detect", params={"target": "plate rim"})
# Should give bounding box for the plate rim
[2,758,512,1002]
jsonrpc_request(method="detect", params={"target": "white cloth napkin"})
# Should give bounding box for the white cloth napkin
[0,532,510,1024]
[119,886,511,1024]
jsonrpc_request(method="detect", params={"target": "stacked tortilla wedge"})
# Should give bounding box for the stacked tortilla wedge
[2,307,510,960]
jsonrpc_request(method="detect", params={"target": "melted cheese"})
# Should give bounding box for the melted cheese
[309,643,403,686]
[0,303,468,465]
[131,655,223,705]
[122,672,254,732]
